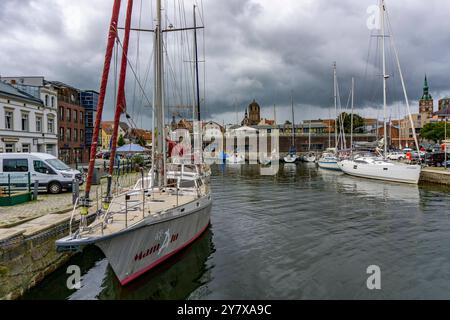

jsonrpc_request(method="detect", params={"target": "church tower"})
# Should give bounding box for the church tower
[419,75,433,117]
[241,108,250,126]
[248,99,261,125]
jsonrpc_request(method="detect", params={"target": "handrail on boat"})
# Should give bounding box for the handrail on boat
[69,197,80,237]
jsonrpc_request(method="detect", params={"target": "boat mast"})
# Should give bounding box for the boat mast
[84,0,122,202]
[155,0,165,187]
[308,120,312,151]
[108,0,134,179]
[351,77,354,152]
[193,5,201,122]
[333,62,338,149]
[384,0,421,155]
[381,0,388,157]
[291,94,295,148]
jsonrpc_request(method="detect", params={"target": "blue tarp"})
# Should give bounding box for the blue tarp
[116,144,147,153]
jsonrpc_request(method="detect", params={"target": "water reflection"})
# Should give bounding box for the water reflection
[318,168,421,205]
[23,229,215,300]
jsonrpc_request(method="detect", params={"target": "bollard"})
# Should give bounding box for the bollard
[33,180,39,201]
[72,180,80,205]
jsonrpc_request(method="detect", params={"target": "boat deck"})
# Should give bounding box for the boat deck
[81,189,199,237]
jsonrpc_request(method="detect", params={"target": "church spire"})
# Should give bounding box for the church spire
[421,75,432,101]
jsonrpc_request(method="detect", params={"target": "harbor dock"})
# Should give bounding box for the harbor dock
[0,166,449,300]
[0,172,140,300]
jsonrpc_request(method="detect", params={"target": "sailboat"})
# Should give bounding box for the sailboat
[56,0,213,285]
[284,95,298,163]
[302,120,317,162]
[318,63,341,171]
[338,0,421,184]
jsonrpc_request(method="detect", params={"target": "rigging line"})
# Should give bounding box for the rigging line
[385,6,420,152]
[162,41,182,112]
[113,38,119,116]
[115,36,155,114]
[131,0,143,119]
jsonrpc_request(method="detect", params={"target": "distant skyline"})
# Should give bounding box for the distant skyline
[1,0,449,129]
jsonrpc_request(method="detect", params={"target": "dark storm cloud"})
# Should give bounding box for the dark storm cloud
[1,0,450,127]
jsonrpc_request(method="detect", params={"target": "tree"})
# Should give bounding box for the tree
[336,112,365,134]
[117,134,126,147]
[136,136,146,147]
[420,122,450,143]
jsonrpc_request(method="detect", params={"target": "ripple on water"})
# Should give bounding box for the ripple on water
[22,164,450,300]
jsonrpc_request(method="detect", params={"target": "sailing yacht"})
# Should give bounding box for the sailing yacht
[284,95,298,163]
[318,63,340,170]
[338,0,421,184]
[301,120,317,162]
[56,0,213,285]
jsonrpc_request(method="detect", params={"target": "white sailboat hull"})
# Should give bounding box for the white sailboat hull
[318,159,341,171]
[284,155,298,163]
[57,195,212,285]
[338,159,421,184]
[302,156,316,163]
[227,154,245,164]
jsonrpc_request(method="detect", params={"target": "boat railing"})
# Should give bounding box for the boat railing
[69,197,80,237]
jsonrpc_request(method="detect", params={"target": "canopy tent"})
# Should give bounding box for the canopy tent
[116,143,148,153]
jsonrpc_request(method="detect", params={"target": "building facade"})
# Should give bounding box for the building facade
[0,78,58,155]
[439,98,450,111]
[100,121,129,151]
[52,82,88,164]
[241,100,261,126]
[80,90,99,158]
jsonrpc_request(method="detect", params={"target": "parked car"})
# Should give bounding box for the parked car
[386,151,405,161]
[0,153,83,194]
[425,152,447,167]
[441,160,450,168]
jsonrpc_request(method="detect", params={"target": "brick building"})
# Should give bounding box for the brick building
[51,82,88,164]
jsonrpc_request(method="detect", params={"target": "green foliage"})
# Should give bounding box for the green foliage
[132,154,144,166]
[336,112,365,133]
[136,136,146,147]
[117,134,126,147]
[420,122,450,143]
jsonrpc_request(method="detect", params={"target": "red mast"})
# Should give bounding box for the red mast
[84,0,122,200]
[108,0,134,176]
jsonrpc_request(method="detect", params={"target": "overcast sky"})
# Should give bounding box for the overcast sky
[1,0,449,129]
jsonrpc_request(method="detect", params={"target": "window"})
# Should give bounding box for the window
[59,107,64,121]
[51,96,55,108]
[66,128,71,142]
[33,160,55,175]
[67,108,71,121]
[73,110,77,122]
[36,116,42,132]
[45,95,49,107]
[5,144,15,153]
[80,111,84,124]
[22,144,30,153]
[80,129,84,142]
[47,117,54,134]
[5,110,13,130]
[46,144,55,156]
[59,127,64,141]
[3,159,28,172]
[21,113,29,131]
[74,128,78,142]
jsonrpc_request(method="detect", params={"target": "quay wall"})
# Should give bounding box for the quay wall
[420,168,450,186]
[0,212,95,300]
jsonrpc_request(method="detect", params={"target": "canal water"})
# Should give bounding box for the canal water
[23,164,450,299]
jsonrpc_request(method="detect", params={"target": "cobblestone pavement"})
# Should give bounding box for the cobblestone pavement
[0,172,140,228]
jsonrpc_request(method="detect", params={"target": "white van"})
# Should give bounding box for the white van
[0,153,83,194]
